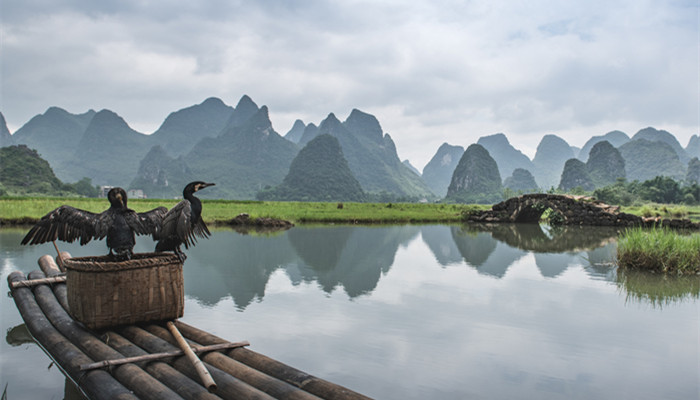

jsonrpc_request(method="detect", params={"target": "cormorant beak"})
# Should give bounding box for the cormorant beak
[196,182,216,191]
[116,192,124,206]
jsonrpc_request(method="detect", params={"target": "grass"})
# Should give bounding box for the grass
[0,197,491,225]
[617,227,700,275]
[622,203,700,221]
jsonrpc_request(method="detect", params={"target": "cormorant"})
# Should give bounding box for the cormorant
[154,181,215,261]
[21,187,167,260]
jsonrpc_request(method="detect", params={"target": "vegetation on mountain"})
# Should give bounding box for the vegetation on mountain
[687,135,700,159]
[257,134,366,202]
[313,110,433,199]
[0,112,13,146]
[129,145,194,198]
[618,139,685,182]
[578,130,629,161]
[184,105,299,199]
[559,158,594,191]
[445,144,502,204]
[0,145,98,196]
[503,168,538,192]
[632,127,689,163]
[586,140,626,187]
[422,143,464,198]
[686,157,700,184]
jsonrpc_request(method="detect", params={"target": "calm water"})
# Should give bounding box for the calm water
[1,224,698,400]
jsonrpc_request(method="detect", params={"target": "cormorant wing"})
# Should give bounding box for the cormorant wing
[124,206,168,236]
[21,205,101,246]
[157,200,209,249]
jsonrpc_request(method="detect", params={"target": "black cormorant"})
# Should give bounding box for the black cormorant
[21,187,167,260]
[154,181,215,261]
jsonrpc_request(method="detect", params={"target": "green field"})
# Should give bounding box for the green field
[0,197,490,225]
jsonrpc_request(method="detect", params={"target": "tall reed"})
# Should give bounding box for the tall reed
[617,227,700,274]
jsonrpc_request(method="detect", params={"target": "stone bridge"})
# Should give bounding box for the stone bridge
[467,194,645,227]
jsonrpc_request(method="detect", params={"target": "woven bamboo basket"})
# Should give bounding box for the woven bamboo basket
[63,252,184,330]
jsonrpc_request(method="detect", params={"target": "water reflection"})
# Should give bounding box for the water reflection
[440,224,620,279]
[616,270,700,307]
[175,223,622,307]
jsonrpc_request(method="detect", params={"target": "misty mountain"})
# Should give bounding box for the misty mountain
[618,139,685,181]
[129,145,195,199]
[402,160,420,176]
[631,127,689,164]
[0,112,13,147]
[257,134,366,202]
[477,133,533,179]
[298,123,319,147]
[586,140,626,187]
[148,97,233,156]
[504,168,538,192]
[284,119,306,144]
[183,105,300,199]
[311,110,433,199]
[686,135,700,159]
[578,130,630,161]
[559,158,594,191]
[11,107,95,180]
[59,109,150,186]
[532,134,575,189]
[214,95,257,132]
[445,144,502,204]
[422,143,464,197]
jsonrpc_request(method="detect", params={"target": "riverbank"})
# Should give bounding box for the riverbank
[617,227,700,275]
[0,197,488,225]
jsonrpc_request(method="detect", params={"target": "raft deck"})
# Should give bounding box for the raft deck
[8,253,371,400]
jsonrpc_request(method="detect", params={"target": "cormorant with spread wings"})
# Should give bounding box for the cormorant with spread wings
[21,187,167,260]
[154,181,215,261]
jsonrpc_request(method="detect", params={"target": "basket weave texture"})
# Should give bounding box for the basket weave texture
[64,252,184,330]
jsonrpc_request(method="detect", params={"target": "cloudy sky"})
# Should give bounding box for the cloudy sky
[1,0,698,170]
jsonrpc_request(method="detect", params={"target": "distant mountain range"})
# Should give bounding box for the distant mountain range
[1,95,698,201]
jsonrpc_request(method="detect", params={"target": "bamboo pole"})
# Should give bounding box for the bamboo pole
[11,275,66,288]
[38,254,70,311]
[173,321,373,400]
[141,324,322,400]
[52,240,66,272]
[7,271,138,400]
[81,341,250,371]
[28,269,183,400]
[117,325,275,400]
[103,331,223,400]
[167,321,217,392]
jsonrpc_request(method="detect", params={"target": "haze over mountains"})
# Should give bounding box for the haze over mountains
[1,95,698,201]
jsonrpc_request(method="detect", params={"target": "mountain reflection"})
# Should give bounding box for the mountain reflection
[181,223,622,307]
[423,223,619,278]
[182,225,420,308]
[287,225,420,297]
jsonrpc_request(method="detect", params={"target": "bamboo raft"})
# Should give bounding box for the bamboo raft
[8,253,372,400]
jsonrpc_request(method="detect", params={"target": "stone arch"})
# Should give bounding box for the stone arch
[469,193,642,226]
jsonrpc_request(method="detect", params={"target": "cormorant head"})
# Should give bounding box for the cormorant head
[184,181,215,196]
[107,187,128,208]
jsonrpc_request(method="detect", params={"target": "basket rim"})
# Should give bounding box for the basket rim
[63,252,181,272]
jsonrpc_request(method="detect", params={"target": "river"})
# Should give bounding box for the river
[1,224,698,399]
